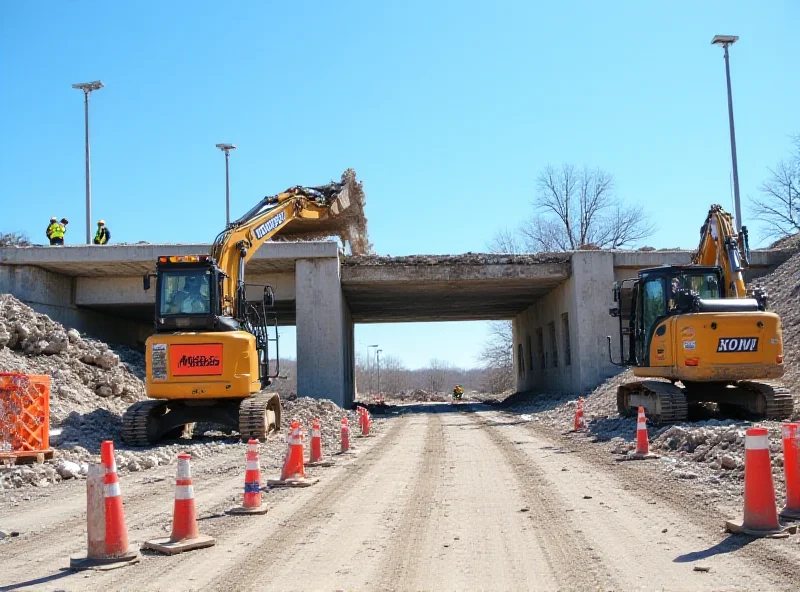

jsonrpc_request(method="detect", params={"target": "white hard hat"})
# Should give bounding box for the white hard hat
[50,217,57,222]
[98,220,105,225]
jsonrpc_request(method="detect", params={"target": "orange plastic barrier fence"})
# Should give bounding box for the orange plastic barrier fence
[0,373,51,456]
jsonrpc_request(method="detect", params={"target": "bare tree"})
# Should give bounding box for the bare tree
[486,227,523,255]
[478,321,514,394]
[379,354,407,395]
[0,232,31,247]
[426,358,449,393]
[487,164,655,253]
[750,135,800,240]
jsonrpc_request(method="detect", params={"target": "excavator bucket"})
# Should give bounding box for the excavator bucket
[275,169,371,255]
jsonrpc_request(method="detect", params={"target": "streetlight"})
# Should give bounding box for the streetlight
[376,349,383,396]
[215,143,236,226]
[367,344,379,395]
[72,80,104,245]
[711,35,743,233]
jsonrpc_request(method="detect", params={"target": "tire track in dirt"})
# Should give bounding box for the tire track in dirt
[523,417,800,588]
[202,415,414,591]
[382,409,561,591]
[471,411,614,591]
[376,410,443,589]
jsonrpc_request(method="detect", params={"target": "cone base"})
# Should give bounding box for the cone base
[618,452,659,461]
[266,477,320,488]
[306,459,335,467]
[357,434,372,438]
[227,505,269,515]
[142,534,216,555]
[69,550,140,571]
[724,519,797,538]
[779,507,800,521]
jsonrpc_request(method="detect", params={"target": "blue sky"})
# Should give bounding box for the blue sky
[2,1,798,369]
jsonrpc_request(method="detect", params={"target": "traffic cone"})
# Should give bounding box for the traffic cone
[781,423,800,520]
[573,398,586,431]
[361,409,371,437]
[340,417,351,453]
[725,427,797,536]
[143,453,216,554]
[267,421,318,487]
[69,442,140,571]
[228,439,268,515]
[307,417,334,467]
[626,407,658,460]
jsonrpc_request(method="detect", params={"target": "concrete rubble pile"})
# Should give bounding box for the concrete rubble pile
[381,389,450,403]
[282,397,373,450]
[343,252,570,267]
[0,294,145,423]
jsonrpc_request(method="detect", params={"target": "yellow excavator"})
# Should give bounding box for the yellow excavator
[121,173,360,445]
[608,204,791,424]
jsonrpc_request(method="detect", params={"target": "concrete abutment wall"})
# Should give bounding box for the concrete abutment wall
[512,251,619,395]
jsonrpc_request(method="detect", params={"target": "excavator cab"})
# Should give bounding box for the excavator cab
[610,265,726,368]
[608,264,789,423]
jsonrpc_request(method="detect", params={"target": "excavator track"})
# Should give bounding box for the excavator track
[121,399,167,446]
[617,381,688,425]
[738,381,794,420]
[239,392,282,442]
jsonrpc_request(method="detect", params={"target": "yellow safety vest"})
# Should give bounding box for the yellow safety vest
[47,223,64,240]
[94,227,108,244]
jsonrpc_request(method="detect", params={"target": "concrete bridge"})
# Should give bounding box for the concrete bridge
[0,244,790,407]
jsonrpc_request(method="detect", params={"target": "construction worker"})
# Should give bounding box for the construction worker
[93,220,111,245]
[180,275,210,314]
[452,384,464,401]
[46,217,65,245]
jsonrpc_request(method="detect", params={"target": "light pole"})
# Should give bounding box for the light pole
[711,35,743,233]
[376,349,383,396]
[72,80,104,245]
[367,344,379,395]
[215,143,236,226]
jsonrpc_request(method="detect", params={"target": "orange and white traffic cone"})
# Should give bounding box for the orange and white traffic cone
[143,453,216,554]
[340,417,351,453]
[781,423,800,520]
[267,421,319,487]
[627,407,658,460]
[573,398,586,431]
[310,418,323,463]
[361,408,371,437]
[228,439,268,515]
[726,427,794,536]
[69,441,140,570]
[307,417,334,467]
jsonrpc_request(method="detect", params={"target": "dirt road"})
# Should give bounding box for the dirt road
[2,404,800,591]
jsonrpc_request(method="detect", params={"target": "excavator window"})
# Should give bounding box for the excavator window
[637,278,666,364]
[159,270,212,316]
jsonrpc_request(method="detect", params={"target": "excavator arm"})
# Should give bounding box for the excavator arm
[691,204,751,298]
[210,178,353,318]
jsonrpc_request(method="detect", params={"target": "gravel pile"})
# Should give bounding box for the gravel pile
[757,248,800,396]
[0,295,145,426]
[282,397,375,450]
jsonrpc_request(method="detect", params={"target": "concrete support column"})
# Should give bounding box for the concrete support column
[569,251,618,392]
[295,258,354,408]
